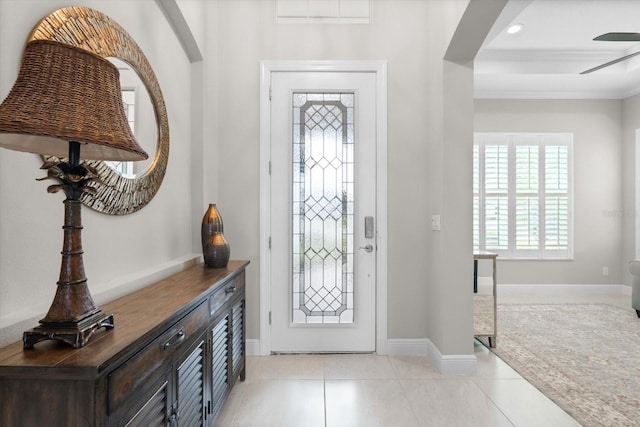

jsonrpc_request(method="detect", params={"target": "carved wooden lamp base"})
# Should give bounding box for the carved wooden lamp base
[23,311,114,349]
[22,143,115,350]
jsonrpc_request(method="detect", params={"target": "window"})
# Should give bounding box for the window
[473,133,572,259]
[105,88,136,178]
[276,0,370,24]
[292,92,355,324]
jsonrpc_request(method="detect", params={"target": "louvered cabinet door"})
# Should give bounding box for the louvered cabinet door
[209,312,230,423]
[119,371,172,427]
[231,298,245,380]
[176,337,207,426]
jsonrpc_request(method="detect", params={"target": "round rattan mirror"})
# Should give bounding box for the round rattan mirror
[28,6,169,215]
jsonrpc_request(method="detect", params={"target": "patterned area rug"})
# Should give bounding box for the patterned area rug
[479,303,640,427]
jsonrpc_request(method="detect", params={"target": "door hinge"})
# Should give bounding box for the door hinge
[269,311,272,325]
[269,85,272,100]
[269,161,271,175]
[268,236,271,249]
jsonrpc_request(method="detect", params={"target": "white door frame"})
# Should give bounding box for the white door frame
[259,60,388,355]
[636,129,640,260]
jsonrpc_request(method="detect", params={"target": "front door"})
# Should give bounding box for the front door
[269,70,378,352]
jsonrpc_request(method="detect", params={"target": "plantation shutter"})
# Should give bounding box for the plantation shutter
[484,144,508,251]
[544,145,570,252]
[473,145,480,250]
[515,145,539,252]
[473,133,572,259]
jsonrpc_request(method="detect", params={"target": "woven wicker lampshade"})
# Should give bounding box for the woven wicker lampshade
[0,39,148,161]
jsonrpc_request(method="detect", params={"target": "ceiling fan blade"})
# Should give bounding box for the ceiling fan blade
[580,50,640,74]
[594,32,640,42]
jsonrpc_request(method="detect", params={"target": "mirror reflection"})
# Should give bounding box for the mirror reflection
[107,58,157,177]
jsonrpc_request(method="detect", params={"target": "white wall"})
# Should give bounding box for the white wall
[0,0,195,345]
[204,0,477,355]
[474,99,623,286]
[622,93,640,286]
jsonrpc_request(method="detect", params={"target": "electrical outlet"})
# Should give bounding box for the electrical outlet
[431,214,441,231]
[602,266,609,276]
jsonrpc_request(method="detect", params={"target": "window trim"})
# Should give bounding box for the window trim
[474,132,574,260]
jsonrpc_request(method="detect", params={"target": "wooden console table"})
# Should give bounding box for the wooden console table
[0,260,248,426]
[473,251,497,347]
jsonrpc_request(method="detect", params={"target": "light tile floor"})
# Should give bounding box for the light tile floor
[215,293,630,426]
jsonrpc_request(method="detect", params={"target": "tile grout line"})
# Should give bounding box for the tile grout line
[323,378,328,427]
[396,375,427,426]
[469,376,518,427]
[324,359,328,427]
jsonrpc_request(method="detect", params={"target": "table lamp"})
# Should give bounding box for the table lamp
[0,39,148,348]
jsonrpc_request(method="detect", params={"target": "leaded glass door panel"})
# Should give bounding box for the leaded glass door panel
[270,71,376,352]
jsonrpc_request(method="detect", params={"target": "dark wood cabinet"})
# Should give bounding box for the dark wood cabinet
[0,260,249,427]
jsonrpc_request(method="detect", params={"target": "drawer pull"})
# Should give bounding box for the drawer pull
[225,286,236,294]
[163,328,185,350]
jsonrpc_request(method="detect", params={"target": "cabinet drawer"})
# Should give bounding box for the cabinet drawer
[108,301,208,413]
[209,271,245,316]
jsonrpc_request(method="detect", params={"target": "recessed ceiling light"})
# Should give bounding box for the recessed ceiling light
[507,23,524,34]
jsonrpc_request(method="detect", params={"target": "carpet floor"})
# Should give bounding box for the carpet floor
[475,300,640,427]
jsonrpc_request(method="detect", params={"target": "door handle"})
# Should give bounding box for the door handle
[163,328,186,350]
[359,244,374,253]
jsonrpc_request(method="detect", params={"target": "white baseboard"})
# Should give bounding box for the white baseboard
[387,338,477,375]
[387,338,430,356]
[426,340,477,375]
[246,339,261,356]
[497,283,631,296]
[475,276,631,296]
